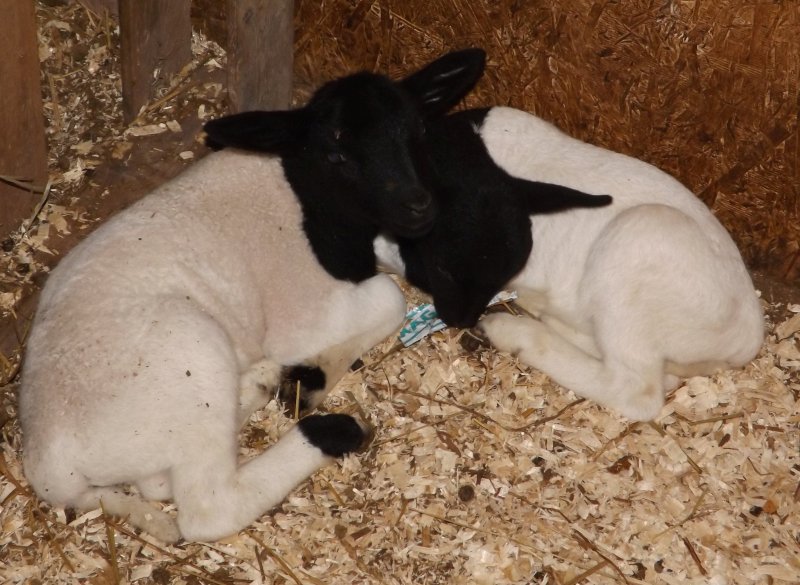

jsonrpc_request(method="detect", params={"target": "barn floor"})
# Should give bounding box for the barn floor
[1,3,799,585]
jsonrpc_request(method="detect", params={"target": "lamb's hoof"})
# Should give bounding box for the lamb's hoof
[279,365,326,414]
[147,516,182,545]
[459,328,491,352]
[614,386,665,422]
[477,312,526,355]
[298,413,370,457]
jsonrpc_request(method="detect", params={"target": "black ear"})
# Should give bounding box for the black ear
[203,109,308,154]
[401,48,486,117]
[514,179,613,215]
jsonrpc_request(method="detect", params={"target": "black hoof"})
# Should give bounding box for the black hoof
[459,328,491,352]
[279,365,326,413]
[297,414,367,457]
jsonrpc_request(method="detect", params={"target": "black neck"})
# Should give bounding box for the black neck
[281,158,380,283]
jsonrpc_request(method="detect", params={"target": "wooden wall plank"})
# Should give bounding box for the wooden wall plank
[227,0,294,112]
[119,0,192,122]
[0,1,49,241]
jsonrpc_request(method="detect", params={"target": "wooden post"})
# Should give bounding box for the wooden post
[0,1,49,240]
[227,0,294,112]
[119,0,192,122]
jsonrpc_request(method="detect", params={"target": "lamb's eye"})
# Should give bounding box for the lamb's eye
[327,152,347,164]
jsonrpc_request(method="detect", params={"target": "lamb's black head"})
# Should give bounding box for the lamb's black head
[293,72,437,237]
[204,49,486,241]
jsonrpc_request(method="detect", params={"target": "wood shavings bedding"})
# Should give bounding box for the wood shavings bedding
[5,299,796,584]
[1,3,798,584]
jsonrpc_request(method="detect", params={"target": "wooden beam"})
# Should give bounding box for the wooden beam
[227,0,294,112]
[0,1,49,241]
[119,0,192,122]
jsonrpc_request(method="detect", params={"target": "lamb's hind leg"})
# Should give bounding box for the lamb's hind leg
[72,487,181,542]
[170,277,402,541]
[172,413,365,542]
[24,445,180,541]
[137,305,368,542]
[480,313,665,420]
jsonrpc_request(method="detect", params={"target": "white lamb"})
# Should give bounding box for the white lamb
[19,49,487,542]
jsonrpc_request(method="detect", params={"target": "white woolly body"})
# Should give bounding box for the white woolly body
[21,149,405,541]
[478,107,764,419]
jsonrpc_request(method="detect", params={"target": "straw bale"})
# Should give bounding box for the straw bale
[0,3,798,585]
[293,0,800,281]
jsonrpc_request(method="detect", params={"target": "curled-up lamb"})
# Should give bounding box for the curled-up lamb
[375,108,613,328]
[375,106,764,421]
[19,49,487,543]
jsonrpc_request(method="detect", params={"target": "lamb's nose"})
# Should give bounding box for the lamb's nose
[404,192,433,216]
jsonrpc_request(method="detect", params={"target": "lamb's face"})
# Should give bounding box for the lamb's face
[405,201,534,329]
[303,73,436,238]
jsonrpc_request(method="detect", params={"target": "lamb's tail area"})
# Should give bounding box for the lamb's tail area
[73,487,181,544]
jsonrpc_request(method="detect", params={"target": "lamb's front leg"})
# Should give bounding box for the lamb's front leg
[303,275,406,409]
[240,360,330,422]
[480,313,665,421]
[268,274,407,411]
[277,364,328,414]
[238,358,284,424]
[174,412,368,542]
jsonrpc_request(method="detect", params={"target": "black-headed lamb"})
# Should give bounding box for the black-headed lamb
[375,106,764,421]
[19,50,487,543]
[374,108,613,328]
